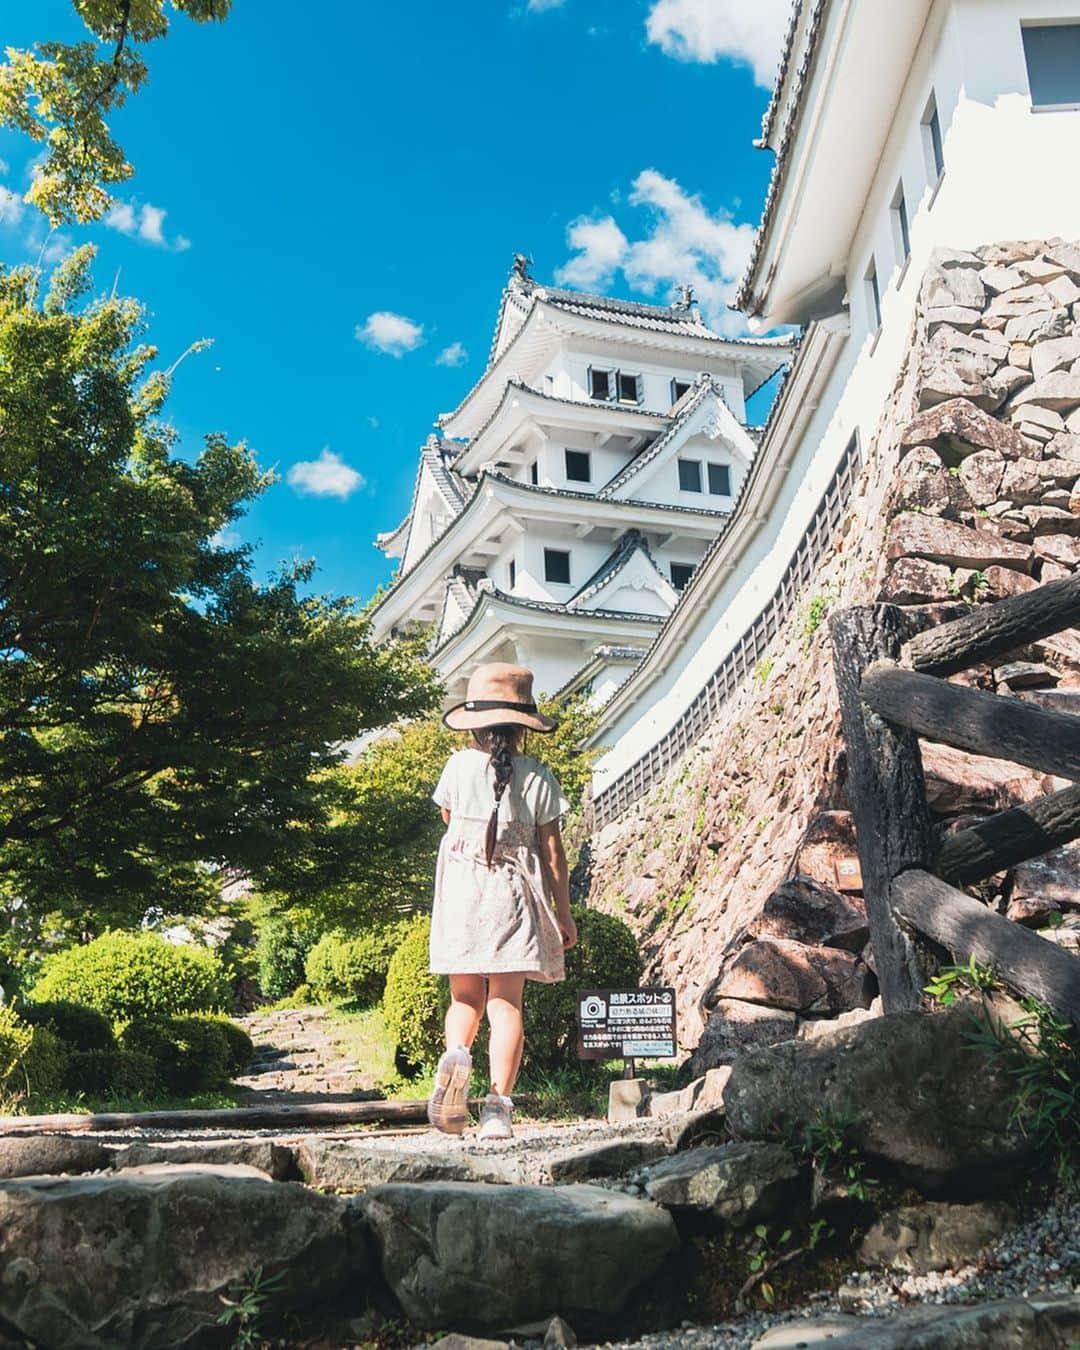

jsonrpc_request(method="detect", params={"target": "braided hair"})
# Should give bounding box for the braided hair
[474,724,524,867]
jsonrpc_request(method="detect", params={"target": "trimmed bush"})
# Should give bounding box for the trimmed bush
[0,1005,33,1090]
[29,933,228,1023]
[121,1016,231,1095]
[382,915,449,1071]
[196,1014,254,1076]
[64,1047,158,1099]
[256,917,318,999]
[305,921,411,1007]
[18,999,115,1052]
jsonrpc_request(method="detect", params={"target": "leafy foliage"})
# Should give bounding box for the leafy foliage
[29,931,228,1022]
[121,1014,232,1094]
[801,1102,873,1202]
[17,999,115,1051]
[0,1,232,223]
[925,956,998,1006]
[305,922,412,1007]
[0,1005,34,1089]
[64,1045,157,1097]
[196,1013,254,1076]
[0,250,439,940]
[381,915,449,1072]
[17,1025,70,1097]
[255,913,322,1000]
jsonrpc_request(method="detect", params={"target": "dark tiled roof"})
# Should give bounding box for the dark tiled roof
[598,375,733,498]
[568,530,670,609]
[735,0,832,315]
[758,0,805,146]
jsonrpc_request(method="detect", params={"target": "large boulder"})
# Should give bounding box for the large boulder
[748,877,869,953]
[899,398,1028,462]
[358,1182,678,1331]
[0,1136,109,1179]
[723,1007,1029,1191]
[636,1142,803,1229]
[858,1200,1012,1274]
[687,999,797,1075]
[0,1168,358,1349]
[718,939,874,1014]
[886,512,1033,571]
[298,1139,520,1191]
[108,1138,300,1181]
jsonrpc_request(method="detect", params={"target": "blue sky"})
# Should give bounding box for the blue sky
[0,0,790,605]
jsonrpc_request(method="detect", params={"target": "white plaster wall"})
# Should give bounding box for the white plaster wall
[594,0,1080,789]
[555,349,745,419]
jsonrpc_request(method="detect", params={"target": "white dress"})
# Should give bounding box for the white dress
[429,748,570,982]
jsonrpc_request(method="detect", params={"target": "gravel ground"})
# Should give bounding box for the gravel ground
[584,1192,1080,1349]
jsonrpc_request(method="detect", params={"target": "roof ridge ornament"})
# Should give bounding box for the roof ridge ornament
[673,282,695,310]
[510,253,534,288]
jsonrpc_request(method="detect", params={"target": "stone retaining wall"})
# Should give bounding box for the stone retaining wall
[578,239,1080,1066]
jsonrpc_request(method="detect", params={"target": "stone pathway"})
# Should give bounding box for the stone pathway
[231,1006,384,1105]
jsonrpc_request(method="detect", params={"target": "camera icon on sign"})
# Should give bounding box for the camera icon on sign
[581,996,606,1020]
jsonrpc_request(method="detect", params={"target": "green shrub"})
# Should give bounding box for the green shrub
[18,999,115,1051]
[121,1016,231,1095]
[0,1005,33,1090]
[381,907,643,1078]
[65,1047,158,1098]
[256,917,319,1000]
[196,1014,254,1076]
[18,1025,71,1097]
[382,915,448,1071]
[306,921,411,1006]
[521,908,643,1073]
[29,933,228,1023]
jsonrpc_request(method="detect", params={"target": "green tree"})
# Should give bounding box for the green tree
[0,248,439,941]
[0,0,231,225]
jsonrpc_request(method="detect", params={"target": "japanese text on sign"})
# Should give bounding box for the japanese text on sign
[576,987,678,1060]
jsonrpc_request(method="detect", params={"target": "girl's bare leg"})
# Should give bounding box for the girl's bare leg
[445,973,486,1050]
[486,972,527,1096]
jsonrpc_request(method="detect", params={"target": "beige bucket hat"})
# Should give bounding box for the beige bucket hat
[442,662,557,733]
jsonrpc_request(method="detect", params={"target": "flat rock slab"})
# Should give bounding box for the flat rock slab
[542,1138,670,1184]
[859,1201,1013,1273]
[107,1138,300,1181]
[636,1141,803,1229]
[0,1136,109,1179]
[358,1181,678,1331]
[299,1138,521,1190]
[0,1170,359,1350]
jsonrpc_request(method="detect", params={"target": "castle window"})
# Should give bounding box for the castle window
[678,458,702,493]
[1023,22,1080,109]
[670,378,692,405]
[617,371,644,405]
[588,367,613,400]
[670,562,694,591]
[544,549,571,585]
[891,182,910,263]
[865,258,882,333]
[508,558,516,589]
[530,460,539,485]
[922,93,945,180]
[564,449,591,483]
[707,462,732,497]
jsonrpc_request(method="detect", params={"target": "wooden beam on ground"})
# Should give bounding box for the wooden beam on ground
[829,605,933,1012]
[906,571,1080,677]
[1017,689,1080,717]
[938,783,1080,884]
[892,869,1080,1025]
[861,663,1080,782]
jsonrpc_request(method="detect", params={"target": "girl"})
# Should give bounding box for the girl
[427,662,577,1141]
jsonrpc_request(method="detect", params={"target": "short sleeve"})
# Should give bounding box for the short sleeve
[431,755,457,811]
[532,764,571,825]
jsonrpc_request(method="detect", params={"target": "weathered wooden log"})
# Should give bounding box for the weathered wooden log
[1017,688,1080,717]
[829,606,933,1012]
[938,783,1080,884]
[861,663,1080,782]
[906,570,1080,677]
[892,869,1080,1025]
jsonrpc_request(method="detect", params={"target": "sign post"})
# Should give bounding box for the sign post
[576,988,677,1117]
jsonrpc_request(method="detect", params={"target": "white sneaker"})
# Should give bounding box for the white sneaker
[427,1045,472,1135]
[477,1092,514,1141]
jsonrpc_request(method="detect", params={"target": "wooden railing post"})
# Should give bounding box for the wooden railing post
[830,605,933,1012]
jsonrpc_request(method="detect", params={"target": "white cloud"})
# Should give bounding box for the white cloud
[556,169,756,332]
[645,0,790,88]
[356,311,425,357]
[527,0,566,9]
[0,187,24,227]
[105,199,189,251]
[435,341,469,368]
[0,158,10,176]
[287,449,366,500]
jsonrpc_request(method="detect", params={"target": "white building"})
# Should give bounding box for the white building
[589,0,1080,822]
[369,261,791,702]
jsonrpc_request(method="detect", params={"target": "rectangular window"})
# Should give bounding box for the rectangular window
[707,462,732,497]
[670,562,694,592]
[564,449,591,483]
[670,378,692,404]
[544,548,571,585]
[530,460,539,485]
[865,258,882,333]
[508,558,516,590]
[923,94,945,180]
[617,371,643,405]
[1023,22,1080,109]
[891,182,910,263]
[678,458,703,493]
[588,367,613,401]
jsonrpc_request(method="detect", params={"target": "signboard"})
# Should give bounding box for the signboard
[834,856,864,893]
[576,988,678,1060]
